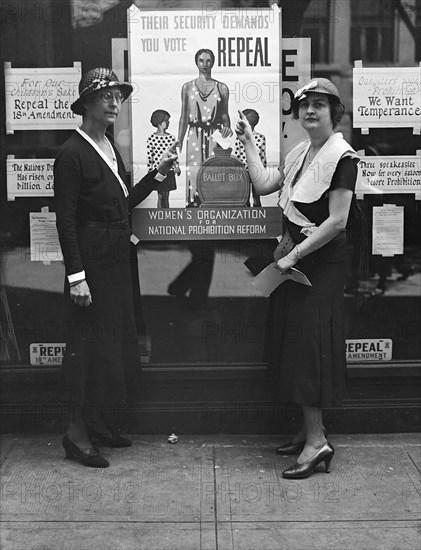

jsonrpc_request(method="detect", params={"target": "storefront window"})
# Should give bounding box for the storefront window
[345,0,421,364]
[1,0,420,370]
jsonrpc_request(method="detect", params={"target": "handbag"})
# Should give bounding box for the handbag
[273,226,295,261]
[243,215,295,275]
[244,240,278,275]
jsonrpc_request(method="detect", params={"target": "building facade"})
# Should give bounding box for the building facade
[0,0,420,433]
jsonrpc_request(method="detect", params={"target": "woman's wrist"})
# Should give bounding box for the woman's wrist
[295,244,303,260]
[286,244,303,263]
[69,278,85,287]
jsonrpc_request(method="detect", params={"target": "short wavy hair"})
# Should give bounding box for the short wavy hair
[242,109,260,128]
[292,94,345,129]
[150,109,170,128]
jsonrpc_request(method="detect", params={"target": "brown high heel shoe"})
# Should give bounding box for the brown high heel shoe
[282,442,334,479]
[62,434,109,468]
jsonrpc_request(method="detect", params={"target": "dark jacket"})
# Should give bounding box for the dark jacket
[54,130,158,276]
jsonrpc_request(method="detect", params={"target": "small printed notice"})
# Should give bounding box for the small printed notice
[30,211,63,262]
[7,158,55,200]
[355,155,421,199]
[372,205,404,257]
[346,339,392,361]
[353,66,420,131]
[5,63,82,133]
[30,343,66,366]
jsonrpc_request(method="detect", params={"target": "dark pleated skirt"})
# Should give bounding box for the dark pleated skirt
[265,245,347,408]
[59,227,140,411]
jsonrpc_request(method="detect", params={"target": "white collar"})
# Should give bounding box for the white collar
[286,133,357,204]
[76,127,128,197]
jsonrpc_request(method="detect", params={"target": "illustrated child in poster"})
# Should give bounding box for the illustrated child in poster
[147,109,180,208]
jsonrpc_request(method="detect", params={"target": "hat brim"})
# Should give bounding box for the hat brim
[71,82,133,116]
[291,90,341,112]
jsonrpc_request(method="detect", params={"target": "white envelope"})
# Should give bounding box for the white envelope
[252,262,311,297]
[212,129,234,150]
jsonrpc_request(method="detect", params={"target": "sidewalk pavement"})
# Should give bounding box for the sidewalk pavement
[1,433,420,550]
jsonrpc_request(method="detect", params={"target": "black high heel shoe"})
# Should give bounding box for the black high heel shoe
[282,442,334,479]
[88,428,132,448]
[62,434,109,468]
[276,429,327,456]
[276,440,305,455]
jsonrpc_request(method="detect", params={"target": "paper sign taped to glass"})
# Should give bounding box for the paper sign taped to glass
[252,262,311,297]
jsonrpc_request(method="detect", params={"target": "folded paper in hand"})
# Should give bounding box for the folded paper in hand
[252,262,311,297]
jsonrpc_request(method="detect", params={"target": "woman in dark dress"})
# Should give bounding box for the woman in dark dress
[54,68,177,468]
[236,78,359,479]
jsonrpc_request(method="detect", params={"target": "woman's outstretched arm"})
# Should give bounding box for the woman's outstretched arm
[235,110,283,195]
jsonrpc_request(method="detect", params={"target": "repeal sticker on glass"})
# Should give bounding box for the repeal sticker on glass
[346,339,393,361]
[30,343,66,366]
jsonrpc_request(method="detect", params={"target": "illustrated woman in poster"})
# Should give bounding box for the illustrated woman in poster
[147,109,180,208]
[178,48,232,206]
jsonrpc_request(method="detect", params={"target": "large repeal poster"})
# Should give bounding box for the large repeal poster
[128,5,282,240]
